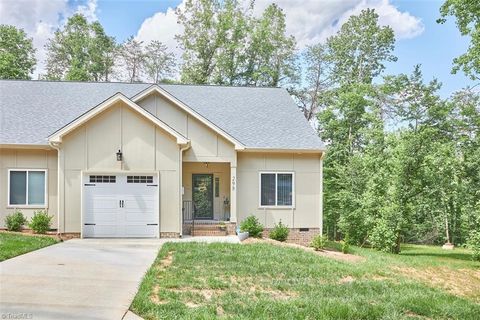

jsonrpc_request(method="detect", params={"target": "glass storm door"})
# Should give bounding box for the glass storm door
[192,174,214,219]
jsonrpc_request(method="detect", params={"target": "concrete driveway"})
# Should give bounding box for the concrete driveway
[0,239,163,320]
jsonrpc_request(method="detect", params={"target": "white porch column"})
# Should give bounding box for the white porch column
[230,162,237,223]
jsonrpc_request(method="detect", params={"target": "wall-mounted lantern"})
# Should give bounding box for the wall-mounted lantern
[116,149,123,162]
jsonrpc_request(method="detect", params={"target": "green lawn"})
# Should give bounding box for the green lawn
[131,242,479,319]
[0,232,59,261]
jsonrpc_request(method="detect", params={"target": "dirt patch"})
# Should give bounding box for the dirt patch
[394,266,480,302]
[168,287,219,300]
[155,251,174,271]
[404,310,432,319]
[150,285,168,305]
[242,237,365,263]
[339,276,355,284]
[0,230,62,241]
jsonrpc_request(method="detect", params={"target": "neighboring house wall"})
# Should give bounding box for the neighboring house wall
[58,101,180,234]
[182,162,231,220]
[137,93,236,163]
[237,152,323,229]
[0,148,58,227]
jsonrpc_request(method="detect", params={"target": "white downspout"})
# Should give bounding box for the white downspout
[49,141,62,237]
[179,142,191,238]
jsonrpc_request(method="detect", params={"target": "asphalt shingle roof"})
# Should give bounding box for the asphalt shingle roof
[0,80,325,150]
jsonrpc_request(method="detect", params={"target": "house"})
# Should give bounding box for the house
[0,80,325,242]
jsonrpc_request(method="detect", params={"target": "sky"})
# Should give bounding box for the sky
[0,0,476,97]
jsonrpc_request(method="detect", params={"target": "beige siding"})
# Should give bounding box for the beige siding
[137,92,235,163]
[59,101,180,233]
[182,162,230,220]
[237,152,322,228]
[0,148,58,227]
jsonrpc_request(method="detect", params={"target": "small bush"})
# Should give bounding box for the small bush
[342,238,350,254]
[240,215,263,238]
[29,210,53,234]
[369,219,397,253]
[269,220,289,242]
[311,234,328,251]
[467,230,480,261]
[5,210,27,232]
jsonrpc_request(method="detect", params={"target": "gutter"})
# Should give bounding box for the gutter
[48,141,62,237]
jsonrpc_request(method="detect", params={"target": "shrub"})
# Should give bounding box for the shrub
[342,235,350,254]
[467,230,480,261]
[311,234,328,251]
[369,219,397,253]
[240,215,263,238]
[29,210,53,234]
[269,220,289,242]
[5,210,27,232]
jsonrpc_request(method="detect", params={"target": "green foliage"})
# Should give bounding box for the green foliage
[4,210,27,232]
[341,234,350,254]
[438,0,480,80]
[45,14,116,81]
[467,230,480,261]
[28,211,53,234]
[310,234,328,251]
[176,0,296,86]
[269,220,289,242]
[369,219,398,253]
[0,25,36,79]
[240,215,263,238]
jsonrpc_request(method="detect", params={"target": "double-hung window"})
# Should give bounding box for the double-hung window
[8,169,47,207]
[259,172,294,208]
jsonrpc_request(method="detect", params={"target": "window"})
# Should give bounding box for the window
[8,170,47,206]
[90,175,116,183]
[215,177,220,197]
[259,172,294,207]
[127,176,153,183]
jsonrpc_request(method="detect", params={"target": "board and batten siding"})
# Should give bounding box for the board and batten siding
[237,152,323,229]
[0,148,58,227]
[58,101,180,233]
[137,92,236,164]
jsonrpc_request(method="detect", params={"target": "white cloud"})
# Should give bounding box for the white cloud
[135,2,184,58]
[0,0,99,78]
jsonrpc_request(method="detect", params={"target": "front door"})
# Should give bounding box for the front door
[192,174,214,219]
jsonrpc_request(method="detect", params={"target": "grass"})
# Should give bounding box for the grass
[0,232,58,261]
[131,242,480,320]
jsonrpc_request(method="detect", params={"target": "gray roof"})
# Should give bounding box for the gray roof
[0,80,325,150]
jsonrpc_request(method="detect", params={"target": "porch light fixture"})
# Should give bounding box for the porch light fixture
[116,149,123,162]
[204,162,209,168]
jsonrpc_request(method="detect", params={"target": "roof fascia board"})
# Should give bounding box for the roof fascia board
[240,148,326,154]
[132,85,245,150]
[48,93,189,145]
[0,144,53,150]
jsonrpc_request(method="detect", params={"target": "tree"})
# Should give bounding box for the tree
[118,37,145,83]
[44,14,116,81]
[143,40,176,83]
[244,3,297,87]
[176,0,224,84]
[326,8,397,85]
[292,43,332,122]
[0,25,36,79]
[176,1,296,86]
[438,0,480,80]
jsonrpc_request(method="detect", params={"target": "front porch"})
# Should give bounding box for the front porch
[181,162,237,236]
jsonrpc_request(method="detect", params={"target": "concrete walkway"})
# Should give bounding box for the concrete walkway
[0,236,239,320]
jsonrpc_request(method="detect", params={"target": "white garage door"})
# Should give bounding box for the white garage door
[83,174,159,238]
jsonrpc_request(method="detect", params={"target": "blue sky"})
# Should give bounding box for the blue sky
[3,0,476,97]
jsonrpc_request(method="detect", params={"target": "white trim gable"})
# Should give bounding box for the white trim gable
[132,85,245,150]
[48,93,189,145]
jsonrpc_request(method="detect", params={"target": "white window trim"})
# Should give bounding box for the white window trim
[7,169,48,208]
[258,171,295,209]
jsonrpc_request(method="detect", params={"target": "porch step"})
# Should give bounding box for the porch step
[192,230,228,236]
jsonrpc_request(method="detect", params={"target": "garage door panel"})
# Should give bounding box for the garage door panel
[83,174,159,238]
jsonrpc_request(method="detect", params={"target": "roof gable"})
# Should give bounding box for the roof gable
[48,93,189,145]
